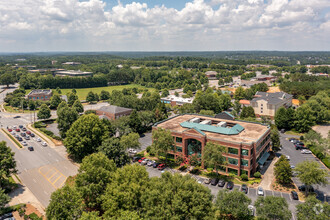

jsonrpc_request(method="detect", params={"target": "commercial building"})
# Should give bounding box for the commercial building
[62,62,81,65]
[95,105,133,120]
[27,89,52,101]
[161,95,194,107]
[205,71,217,79]
[250,91,293,118]
[55,70,93,77]
[153,114,271,177]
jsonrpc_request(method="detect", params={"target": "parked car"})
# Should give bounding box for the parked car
[0,212,13,219]
[141,159,150,165]
[295,144,306,150]
[147,160,155,166]
[28,146,34,151]
[285,155,290,161]
[15,128,20,132]
[7,128,12,132]
[301,149,312,154]
[204,178,211,184]
[153,162,160,168]
[257,187,264,196]
[133,156,141,162]
[226,181,234,190]
[13,115,21,118]
[22,141,27,146]
[26,131,31,135]
[19,125,23,129]
[295,141,304,146]
[241,184,248,194]
[210,178,219,186]
[30,133,35,137]
[13,126,17,129]
[128,149,137,154]
[22,127,27,131]
[298,185,315,192]
[24,135,30,140]
[158,164,166,170]
[138,157,146,163]
[217,179,226,187]
[18,137,23,141]
[291,191,299,200]
[290,165,295,169]
[20,132,26,137]
[36,138,41,142]
[248,205,255,216]
[289,138,298,143]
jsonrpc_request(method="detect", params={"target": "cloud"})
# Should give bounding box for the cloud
[0,0,329,51]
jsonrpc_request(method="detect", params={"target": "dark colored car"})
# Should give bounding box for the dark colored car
[13,115,21,118]
[241,184,248,194]
[291,191,299,200]
[0,212,13,219]
[19,125,23,129]
[26,131,31,135]
[298,185,314,192]
[158,164,166,170]
[153,162,160,168]
[132,156,141,162]
[217,179,226,187]
[295,144,306,150]
[28,146,34,151]
[210,178,219,186]
[226,181,234,190]
[18,137,23,141]
[295,141,304,146]
[22,127,27,131]
[21,132,26,137]
[30,133,35,137]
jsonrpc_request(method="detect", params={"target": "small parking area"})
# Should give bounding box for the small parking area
[139,132,152,152]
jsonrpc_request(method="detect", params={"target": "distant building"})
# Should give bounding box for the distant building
[240,80,272,88]
[250,92,293,118]
[239,100,251,107]
[161,95,194,107]
[62,62,81,65]
[51,60,58,65]
[205,71,217,79]
[55,70,93,77]
[28,68,64,74]
[95,105,133,120]
[215,111,235,120]
[27,90,52,101]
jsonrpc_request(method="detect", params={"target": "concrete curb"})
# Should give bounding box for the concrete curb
[27,124,56,148]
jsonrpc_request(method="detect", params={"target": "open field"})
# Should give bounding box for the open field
[26,84,155,100]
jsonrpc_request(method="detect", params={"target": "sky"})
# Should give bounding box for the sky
[0,0,330,52]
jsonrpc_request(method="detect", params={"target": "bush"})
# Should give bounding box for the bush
[207,168,213,172]
[84,110,96,115]
[34,121,46,128]
[254,172,262,178]
[190,167,200,175]
[28,213,42,220]
[53,136,62,141]
[322,157,330,168]
[240,174,249,181]
[146,146,151,153]
[300,136,304,141]
[179,164,188,171]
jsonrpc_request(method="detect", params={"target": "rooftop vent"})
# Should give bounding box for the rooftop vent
[217,121,227,127]
[190,118,200,123]
[200,120,212,125]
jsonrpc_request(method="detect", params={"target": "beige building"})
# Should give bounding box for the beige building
[250,92,293,118]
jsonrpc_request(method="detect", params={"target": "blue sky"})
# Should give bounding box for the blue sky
[0,0,329,52]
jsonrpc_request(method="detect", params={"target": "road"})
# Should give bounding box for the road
[0,84,78,208]
[279,133,330,202]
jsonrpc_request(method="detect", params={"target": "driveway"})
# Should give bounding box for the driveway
[139,132,152,152]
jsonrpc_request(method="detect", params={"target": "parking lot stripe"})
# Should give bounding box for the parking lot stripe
[52,175,62,185]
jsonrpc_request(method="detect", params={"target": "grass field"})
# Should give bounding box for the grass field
[26,84,155,100]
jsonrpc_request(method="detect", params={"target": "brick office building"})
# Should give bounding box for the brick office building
[27,89,52,101]
[153,114,271,177]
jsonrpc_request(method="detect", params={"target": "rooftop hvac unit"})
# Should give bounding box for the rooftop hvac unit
[217,121,227,127]
[190,118,200,123]
[200,120,212,125]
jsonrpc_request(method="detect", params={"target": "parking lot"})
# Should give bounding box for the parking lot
[279,134,330,202]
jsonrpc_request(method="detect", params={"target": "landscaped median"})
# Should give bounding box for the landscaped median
[1,128,23,148]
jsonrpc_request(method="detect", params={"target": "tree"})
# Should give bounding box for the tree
[199,109,215,116]
[271,129,281,152]
[240,106,255,118]
[64,114,109,161]
[234,86,245,101]
[0,73,15,88]
[275,107,288,130]
[151,128,174,162]
[219,94,232,111]
[75,153,116,210]
[274,155,292,185]
[294,160,329,195]
[129,110,142,133]
[294,105,316,132]
[215,190,252,220]
[296,196,330,220]
[57,106,79,138]
[72,100,84,113]
[161,89,169,97]
[100,90,110,100]
[86,91,97,103]
[67,92,78,107]
[46,185,84,220]
[97,138,130,167]
[0,142,17,189]
[50,94,62,109]
[202,142,226,174]
[28,100,36,111]
[119,132,140,150]
[0,188,10,210]
[255,196,291,220]
[79,211,102,220]
[37,104,51,119]
[174,91,179,97]
[233,100,241,115]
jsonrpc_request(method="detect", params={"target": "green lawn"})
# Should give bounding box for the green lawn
[26,84,155,101]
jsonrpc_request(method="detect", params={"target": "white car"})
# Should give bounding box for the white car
[286,155,290,161]
[248,205,255,216]
[301,150,312,154]
[41,142,47,147]
[128,149,137,154]
[22,141,28,146]
[257,187,264,196]
[36,138,41,142]
[147,160,155,166]
[141,159,149,165]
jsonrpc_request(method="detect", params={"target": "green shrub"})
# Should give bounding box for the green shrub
[322,157,330,169]
[207,168,213,172]
[146,146,151,153]
[300,136,304,141]
[179,164,188,171]
[53,136,62,141]
[254,172,262,178]
[190,167,200,175]
[28,213,42,220]
[240,174,249,181]
[85,110,96,115]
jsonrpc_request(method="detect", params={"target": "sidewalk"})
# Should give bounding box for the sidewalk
[259,157,278,190]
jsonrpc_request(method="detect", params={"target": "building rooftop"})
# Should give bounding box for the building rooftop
[154,114,270,144]
[55,70,93,76]
[161,95,194,104]
[28,89,52,95]
[251,91,293,105]
[98,105,132,114]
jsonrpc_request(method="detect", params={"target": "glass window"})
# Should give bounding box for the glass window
[241,159,248,167]
[228,158,238,165]
[170,145,174,151]
[228,168,238,175]
[176,146,182,152]
[176,137,182,143]
[228,148,238,155]
[241,149,249,156]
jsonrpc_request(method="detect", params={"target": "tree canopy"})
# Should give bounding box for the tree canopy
[255,196,291,220]
[0,141,17,189]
